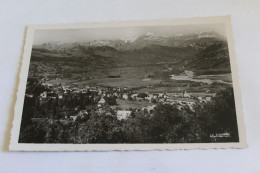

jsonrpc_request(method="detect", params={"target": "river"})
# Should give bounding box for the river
[169,70,232,85]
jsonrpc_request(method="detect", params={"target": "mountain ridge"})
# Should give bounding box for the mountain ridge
[30,31,230,76]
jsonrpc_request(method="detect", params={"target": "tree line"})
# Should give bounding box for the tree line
[19,86,239,143]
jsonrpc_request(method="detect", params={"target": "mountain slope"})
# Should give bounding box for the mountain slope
[30,32,230,76]
[188,41,231,75]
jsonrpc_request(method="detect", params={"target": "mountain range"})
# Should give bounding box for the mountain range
[31,31,231,75]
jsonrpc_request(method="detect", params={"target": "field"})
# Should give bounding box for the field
[111,99,154,110]
[79,77,162,88]
[195,74,232,83]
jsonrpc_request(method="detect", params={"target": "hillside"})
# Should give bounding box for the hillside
[30,31,230,78]
[188,41,231,75]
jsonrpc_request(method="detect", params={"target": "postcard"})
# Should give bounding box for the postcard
[9,16,247,151]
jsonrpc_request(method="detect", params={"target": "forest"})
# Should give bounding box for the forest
[18,86,239,144]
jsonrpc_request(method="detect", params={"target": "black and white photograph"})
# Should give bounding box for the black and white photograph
[9,17,247,151]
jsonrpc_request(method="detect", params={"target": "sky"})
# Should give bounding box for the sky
[33,23,226,45]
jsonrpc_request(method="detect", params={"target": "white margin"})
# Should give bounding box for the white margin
[9,16,248,151]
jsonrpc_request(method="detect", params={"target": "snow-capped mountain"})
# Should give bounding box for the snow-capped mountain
[34,30,225,51]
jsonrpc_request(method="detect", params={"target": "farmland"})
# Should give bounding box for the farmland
[111,99,154,110]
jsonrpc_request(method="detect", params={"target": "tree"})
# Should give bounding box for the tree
[208,87,239,142]
[120,114,151,143]
[20,97,34,132]
[193,86,239,142]
[149,103,181,142]
[18,124,45,143]
[105,96,117,106]
[137,93,148,98]
[148,103,209,143]
[76,114,122,143]
[165,106,209,143]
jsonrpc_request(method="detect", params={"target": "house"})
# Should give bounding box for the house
[69,115,78,122]
[147,105,156,113]
[78,110,88,118]
[81,89,87,93]
[159,98,165,103]
[113,93,119,97]
[158,93,164,98]
[98,98,106,104]
[142,105,156,113]
[153,94,159,99]
[90,88,98,92]
[167,99,175,104]
[117,110,132,120]
[122,94,128,100]
[131,94,138,99]
[25,94,33,98]
[41,83,53,88]
[142,107,147,111]
[105,112,112,116]
[40,91,47,99]
[206,97,212,101]
[173,93,179,97]
[145,96,152,101]
[98,90,103,96]
[136,97,143,101]
[162,93,168,99]
[47,83,54,89]
[64,89,72,94]
[183,90,191,98]
[58,93,63,99]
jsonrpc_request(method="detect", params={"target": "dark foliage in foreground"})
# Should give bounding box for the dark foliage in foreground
[18,87,239,143]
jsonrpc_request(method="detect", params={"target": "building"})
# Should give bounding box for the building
[145,96,152,101]
[122,94,128,100]
[206,97,212,101]
[142,105,156,113]
[25,94,33,98]
[58,93,63,99]
[147,105,156,113]
[98,98,106,104]
[158,93,164,98]
[113,93,119,97]
[153,94,159,99]
[183,90,191,98]
[131,93,138,99]
[117,110,132,120]
[40,91,47,99]
[98,90,103,96]
[78,110,88,118]
[69,115,78,122]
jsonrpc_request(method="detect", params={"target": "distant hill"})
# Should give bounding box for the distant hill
[188,41,231,75]
[30,31,230,76]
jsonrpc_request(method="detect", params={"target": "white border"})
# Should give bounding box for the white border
[9,16,247,151]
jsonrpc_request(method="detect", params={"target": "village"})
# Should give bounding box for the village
[25,76,215,123]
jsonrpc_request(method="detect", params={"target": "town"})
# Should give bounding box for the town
[25,75,215,123]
